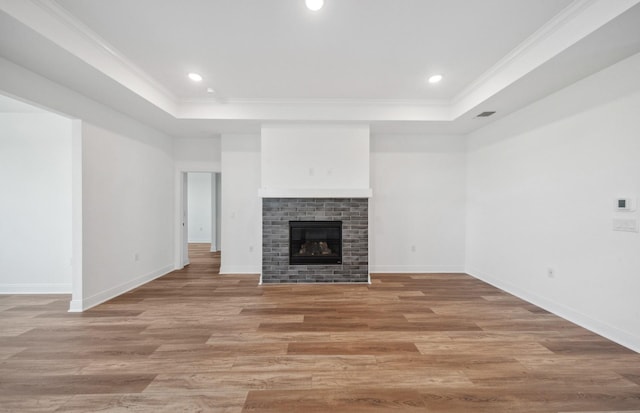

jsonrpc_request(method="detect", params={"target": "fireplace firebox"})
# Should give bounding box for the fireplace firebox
[289,221,342,265]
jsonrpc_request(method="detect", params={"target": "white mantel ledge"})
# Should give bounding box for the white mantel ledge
[258,188,372,198]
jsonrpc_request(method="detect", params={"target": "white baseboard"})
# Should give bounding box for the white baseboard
[219,265,260,275]
[68,299,83,312]
[76,265,174,312]
[174,260,191,271]
[0,283,72,294]
[370,265,465,273]
[466,266,640,353]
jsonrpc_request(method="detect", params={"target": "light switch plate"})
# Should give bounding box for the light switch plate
[613,219,639,232]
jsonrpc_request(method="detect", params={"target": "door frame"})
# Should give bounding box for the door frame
[174,162,220,270]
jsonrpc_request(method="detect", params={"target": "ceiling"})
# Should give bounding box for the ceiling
[1,0,640,137]
[54,0,572,101]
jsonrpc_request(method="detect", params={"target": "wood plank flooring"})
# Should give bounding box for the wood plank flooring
[1,243,639,412]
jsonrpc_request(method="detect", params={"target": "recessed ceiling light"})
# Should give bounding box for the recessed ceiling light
[188,73,203,82]
[305,0,324,11]
[206,87,216,94]
[428,74,443,84]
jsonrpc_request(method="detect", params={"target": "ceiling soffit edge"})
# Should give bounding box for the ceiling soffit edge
[1,0,178,114]
[450,0,640,118]
[176,99,454,122]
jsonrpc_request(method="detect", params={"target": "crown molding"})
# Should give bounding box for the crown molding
[0,0,178,114]
[453,0,596,106]
[176,97,454,121]
[178,97,448,107]
[451,0,640,118]
[44,0,177,99]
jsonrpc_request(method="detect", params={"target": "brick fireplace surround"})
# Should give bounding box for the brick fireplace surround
[261,198,368,283]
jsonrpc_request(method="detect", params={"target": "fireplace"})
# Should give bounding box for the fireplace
[262,198,368,283]
[290,221,342,265]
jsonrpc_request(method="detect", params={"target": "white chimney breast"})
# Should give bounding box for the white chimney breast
[260,124,371,197]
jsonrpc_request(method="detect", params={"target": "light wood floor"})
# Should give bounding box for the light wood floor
[1,243,639,412]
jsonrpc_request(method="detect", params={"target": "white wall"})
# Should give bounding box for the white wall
[81,121,175,309]
[174,136,221,165]
[466,52,640,352]
[261,124,370,190]
[370,135,467,273]
[220,134,261,274]
[0,112,73,293]
[1,57,179,311]
[187,172,212,243]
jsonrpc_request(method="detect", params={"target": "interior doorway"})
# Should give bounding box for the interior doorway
[187,243,221,271]
[180,171,221,268]
[0,94,82,310]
